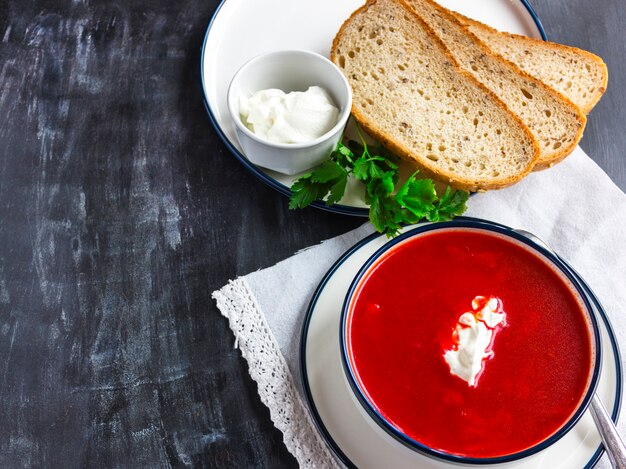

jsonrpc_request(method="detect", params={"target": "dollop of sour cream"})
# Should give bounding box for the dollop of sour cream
[443,296,506,387]
[239,86,340,144]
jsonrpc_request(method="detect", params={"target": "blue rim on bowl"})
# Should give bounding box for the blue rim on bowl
[300,217,622,469]
[200,1,548,216]
[339,219,602,465]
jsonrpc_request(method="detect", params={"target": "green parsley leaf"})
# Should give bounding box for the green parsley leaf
[395,173,437,218]
[379,170,396,195]
[288,175,326,209]
[333,142,355,167]
[326,176,348,206]
[289,159,348,209]
[288,123,470,236]
[310,160,347,184]
[369,194,402,237]
[352,157,371,181]
[427,186,469,222]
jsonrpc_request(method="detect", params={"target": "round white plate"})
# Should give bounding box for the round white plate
[200,0,547,216]
[301,219,622,469]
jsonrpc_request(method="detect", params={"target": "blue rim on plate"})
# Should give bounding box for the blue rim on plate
[300,216,622,469]
[339,220,602,465]
[199,0,548,217]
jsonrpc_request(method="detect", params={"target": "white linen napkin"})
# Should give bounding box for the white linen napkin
[213,146,626,468]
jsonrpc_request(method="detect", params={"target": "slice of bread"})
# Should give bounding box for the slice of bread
[451,11,607,114]
[331,0,539,191]
[404,0,585,170]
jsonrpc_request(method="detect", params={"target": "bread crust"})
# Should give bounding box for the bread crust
[331,0,540,191]
[404,0,586,169]
[453,12,608,114]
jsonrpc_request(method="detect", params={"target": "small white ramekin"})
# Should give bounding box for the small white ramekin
[227,50,352,175]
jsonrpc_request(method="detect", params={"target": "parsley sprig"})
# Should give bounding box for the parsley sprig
[289,130,469,237]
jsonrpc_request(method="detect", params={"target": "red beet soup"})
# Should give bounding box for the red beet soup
[345,229,595,459]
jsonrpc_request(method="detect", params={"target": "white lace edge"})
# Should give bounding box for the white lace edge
[212,277,341,469]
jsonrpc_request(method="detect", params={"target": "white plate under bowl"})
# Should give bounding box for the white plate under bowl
[200,0,547,216]
[301,218,622,468]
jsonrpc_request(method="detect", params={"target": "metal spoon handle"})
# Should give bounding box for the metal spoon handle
[590,394,626,469]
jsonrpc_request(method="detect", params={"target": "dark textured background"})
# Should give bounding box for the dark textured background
[0,0,623,467]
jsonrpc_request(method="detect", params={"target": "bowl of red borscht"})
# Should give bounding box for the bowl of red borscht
[340,219,601,464]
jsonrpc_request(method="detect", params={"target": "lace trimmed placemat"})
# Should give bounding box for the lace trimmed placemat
[213,147,626,468]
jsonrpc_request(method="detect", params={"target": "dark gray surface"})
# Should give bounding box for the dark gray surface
[0,0,623,467]
[532,0,626,186]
